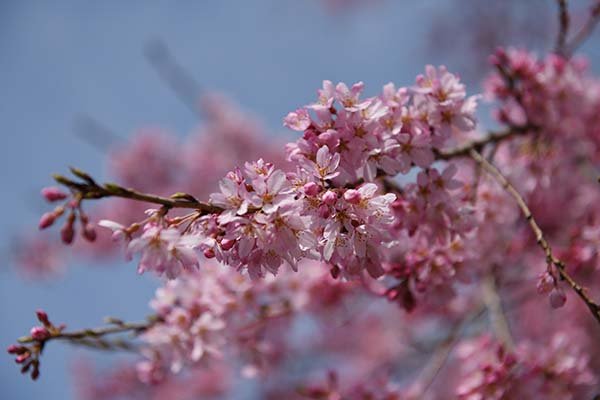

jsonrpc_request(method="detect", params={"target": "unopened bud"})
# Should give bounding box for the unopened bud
[7,345,23,354]
[220,238,235,251]
[83,225,97,242]
[36,310,50,326]
[41,187,67,202]
[536,272,554,294]
[322,190,337,206]
[38,212,56,230]
[30,326,50,341]
[60,220,75,245]
[317,204,331,219]
[203,248,215,259]
[15,353,30,364]
[303,182,320,196]
[343,189,361,204]
[549,288,567,308]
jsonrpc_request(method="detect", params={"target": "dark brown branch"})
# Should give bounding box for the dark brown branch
[435,125,534,160]
[469,149,600,326]
[53,169,222,214]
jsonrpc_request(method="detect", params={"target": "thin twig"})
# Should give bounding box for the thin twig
[435,124,533,160]
[555,0,570,55]
[53,170,222,214]
[469,149,600,326]
[18,320,151,345]
[482,271,515,349]
[566,1,600,57]
[415,305,487,396]
[144,38,203,117]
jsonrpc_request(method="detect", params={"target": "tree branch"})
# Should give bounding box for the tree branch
[469,149,600,326]
[53,168,222,214]
[555,0,570,56]
[18,319,152,346]
[566,1,600,57]
[435,124,534,160]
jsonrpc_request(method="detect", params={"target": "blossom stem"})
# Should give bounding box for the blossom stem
[469,149,600,326]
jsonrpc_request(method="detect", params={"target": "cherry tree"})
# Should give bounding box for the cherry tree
[7,1,600,399]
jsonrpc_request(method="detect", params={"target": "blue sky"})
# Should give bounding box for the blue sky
[1,1,598,398]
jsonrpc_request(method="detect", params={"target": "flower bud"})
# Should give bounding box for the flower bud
[36,310,50,326]
[220,238,235,251]
[30,326,50,341]
[317,204,331,219]
[41,187,68,202]
[83,225,97,242]
[322,190,337,206]
[343,189,361,204]
[15,353,30,364]
[203,248,215,259]
[303,182,320,196]
[60,221,75,245]
[38,212,56,230]
[536,272,554,295]
[549,288,567,308]
[7,345,24,354]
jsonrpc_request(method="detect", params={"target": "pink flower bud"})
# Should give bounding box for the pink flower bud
[203,248,215,259]
[38,212,56,230]
[41,187,68,202]
[30,326,50,341]
[343,189,361,204]
[322,190,337,205]
[390,199,404,211]
[317,204,331,219]
[36,310,50,325]
[549,288,567,308]
[15,353,30,364]
[7,345,22,354]
[60,222,75,245]
[83,225,97,242]
[220,238,235,251]
[303,182,320,196]
[536,272,554,295]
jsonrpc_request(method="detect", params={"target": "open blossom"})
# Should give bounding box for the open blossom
[285,70,478,185]
[456,333,596,400]
[305,145,341,181]
[139,267,232,375]
[127,225,201,279]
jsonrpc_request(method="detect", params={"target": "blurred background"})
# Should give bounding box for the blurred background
[1,0,599,398]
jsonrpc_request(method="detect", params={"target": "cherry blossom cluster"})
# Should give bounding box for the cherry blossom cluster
[456,333,596,399]
[136,261,342,383]
[285,69,478,186]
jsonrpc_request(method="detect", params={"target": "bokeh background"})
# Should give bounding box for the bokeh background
[1,1,599,398]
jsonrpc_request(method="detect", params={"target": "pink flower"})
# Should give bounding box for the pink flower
[283,108,311,131]
[127,226,201,279]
